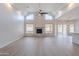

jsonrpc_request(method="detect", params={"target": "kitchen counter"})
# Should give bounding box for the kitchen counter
[72,32,79,45]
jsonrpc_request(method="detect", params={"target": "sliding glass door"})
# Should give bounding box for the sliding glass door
[57,24,74,36]
[57,24,63,35]
[57,24,67,37]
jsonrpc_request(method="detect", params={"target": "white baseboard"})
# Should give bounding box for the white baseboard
[0,34,24,48]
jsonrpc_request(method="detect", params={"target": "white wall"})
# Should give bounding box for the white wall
[0,4,24,48]
[72,20,79,45]
[74,20,79,32]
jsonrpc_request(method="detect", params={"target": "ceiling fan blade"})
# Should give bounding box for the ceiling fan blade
[40,12,48,14]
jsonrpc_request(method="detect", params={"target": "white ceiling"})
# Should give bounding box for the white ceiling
[11,3,79,20]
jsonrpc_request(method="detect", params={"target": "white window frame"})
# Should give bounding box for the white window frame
[45,24,53,33]
[69,24,74,33]
[45,14,53,20]
[26,24,34,33]
[26,14,34,20]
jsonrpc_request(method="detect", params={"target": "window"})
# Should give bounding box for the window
[45,14,53,20]
[45,24,53,33]
[58,24,63,33]
[69,24,74,33]
[63,25,67,35]
[26,24,33,33]
[26,14,34,20]
[57,24,67,35]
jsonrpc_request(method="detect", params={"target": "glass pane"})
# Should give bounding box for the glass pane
[26,24,33,33]
[45,24,53,33]
[69,24,74,33]
[58,24,62,34]
[26,14,34,20]
[45,14,53,20]
[63,25,67,35]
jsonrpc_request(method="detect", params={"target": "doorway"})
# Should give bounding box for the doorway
[57,24,67,37]
[56,24,74,37]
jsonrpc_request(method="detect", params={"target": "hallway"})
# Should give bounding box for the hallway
[0,36,79,56]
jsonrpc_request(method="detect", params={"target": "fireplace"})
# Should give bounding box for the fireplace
[36,28,42,34]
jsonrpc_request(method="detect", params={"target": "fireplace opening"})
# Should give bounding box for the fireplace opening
[36,28,42,34]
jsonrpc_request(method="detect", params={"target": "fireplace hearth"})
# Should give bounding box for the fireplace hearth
[36,28,42,34]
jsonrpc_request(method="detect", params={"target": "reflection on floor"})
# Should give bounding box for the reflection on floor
[0,36,79,56]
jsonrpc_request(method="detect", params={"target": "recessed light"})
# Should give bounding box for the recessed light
[68,3,75,10]
[5,3,13,10]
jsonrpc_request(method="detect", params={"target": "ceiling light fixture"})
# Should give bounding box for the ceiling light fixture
[68,3,75,10]
[38,3,48,16]
[5,3,13,10]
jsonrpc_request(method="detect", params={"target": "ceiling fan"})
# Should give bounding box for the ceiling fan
[38,9,48,16]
